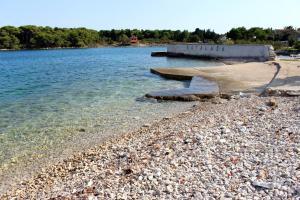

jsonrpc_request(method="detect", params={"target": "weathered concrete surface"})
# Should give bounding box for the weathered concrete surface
[149,61,300,99]
[151,62,277,94]
[167,44,276,61]
[150,68,198,80]
[146,76,219,101]
[266,61,300,95]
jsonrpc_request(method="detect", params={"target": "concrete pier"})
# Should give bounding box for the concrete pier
[167,44,276,61]
[151,43,276,62]
[146,61,300,101]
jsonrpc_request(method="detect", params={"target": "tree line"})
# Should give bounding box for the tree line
[0,25,299,50]
[226,26,300,51]
[0,26,220,50]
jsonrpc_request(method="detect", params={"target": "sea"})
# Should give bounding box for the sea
[0,47,222,191]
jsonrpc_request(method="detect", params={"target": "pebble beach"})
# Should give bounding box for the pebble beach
[2,95,299,199]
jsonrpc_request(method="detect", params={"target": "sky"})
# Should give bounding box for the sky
[1,0,299,33]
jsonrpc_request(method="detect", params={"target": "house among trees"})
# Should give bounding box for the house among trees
[130,35,138,44]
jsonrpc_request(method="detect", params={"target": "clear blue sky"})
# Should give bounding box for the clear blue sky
[1,0,299,33]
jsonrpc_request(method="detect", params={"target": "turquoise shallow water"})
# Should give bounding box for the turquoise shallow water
[0,47,222,189]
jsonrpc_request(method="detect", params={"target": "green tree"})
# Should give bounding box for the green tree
[188,34,200,42]
[160,32,171,43]
[193,28,205,41]
[288,36,298,47]
[295,41,300,50]
[18,25,40,48]
[247,27,268,41]
[1,25,296,50]
[227,27,247,40]
[179,30,190,42]
[0,35,20,49]
[0,26,20,49]
[153,30,160,39]
[117,34,130,44]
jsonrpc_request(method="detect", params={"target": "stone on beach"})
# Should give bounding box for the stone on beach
[1,96,300,199]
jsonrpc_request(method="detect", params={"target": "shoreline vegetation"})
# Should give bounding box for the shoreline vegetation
[0,25,300,52]
[0,43,166,51]
[2,96,299,199]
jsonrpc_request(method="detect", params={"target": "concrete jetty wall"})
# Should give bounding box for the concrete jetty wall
[167,44,276,61]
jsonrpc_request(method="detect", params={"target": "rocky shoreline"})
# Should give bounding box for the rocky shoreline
[2,96,300,199]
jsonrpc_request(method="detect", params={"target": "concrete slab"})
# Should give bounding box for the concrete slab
[150,61,300,98]
[266,61,300,95]
[151,62,279,94]
[146,76,219,101]
[150,68,198,80]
